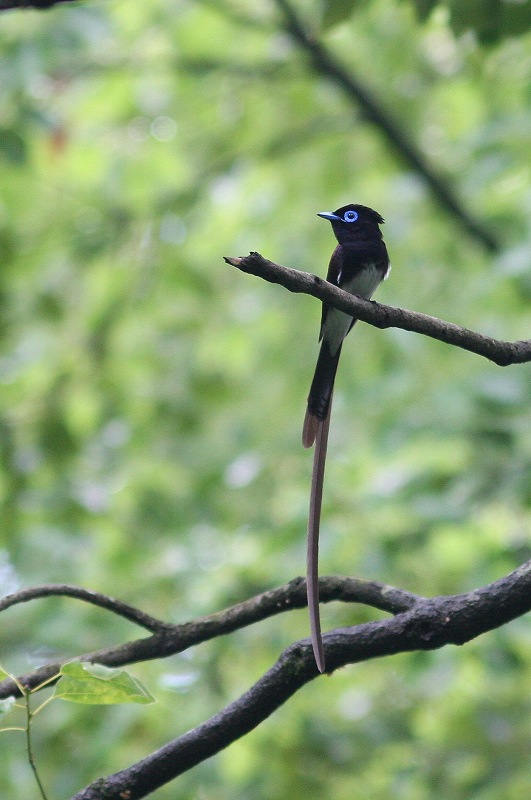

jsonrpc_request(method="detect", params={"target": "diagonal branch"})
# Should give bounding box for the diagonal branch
[273,0,499,252]
[225,252,531,366]
[2,562,529,797]
[68,559,531,799]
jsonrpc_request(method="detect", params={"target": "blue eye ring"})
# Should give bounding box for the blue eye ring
[343,210,358,223]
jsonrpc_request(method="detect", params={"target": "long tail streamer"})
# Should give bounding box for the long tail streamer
[306,404,332,672]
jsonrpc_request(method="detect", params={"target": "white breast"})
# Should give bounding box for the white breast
[324,262,386,355]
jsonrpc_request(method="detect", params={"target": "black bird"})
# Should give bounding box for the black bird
[303,204,390,672]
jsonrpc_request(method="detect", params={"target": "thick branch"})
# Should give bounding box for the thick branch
[274,0,499,252]
[225,252,531,366]
[69,559,531,799]
[1,563,529,796]
[0,576,417,698]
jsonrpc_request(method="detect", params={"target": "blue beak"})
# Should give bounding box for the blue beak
[317,211,341,221]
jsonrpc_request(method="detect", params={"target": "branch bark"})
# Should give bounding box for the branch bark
[0,0,73,8]
[224,252,530,366]
[0,576,417,698]
[0,584,168,632]
[1,562,530,798]
[67,560,531,799]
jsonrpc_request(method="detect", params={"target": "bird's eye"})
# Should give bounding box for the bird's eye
[343,210,358,223]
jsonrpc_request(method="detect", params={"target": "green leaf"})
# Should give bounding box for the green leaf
[448,0,531,45]
[0,129,27,164]
[54,663,155,705]
[409,0,439,22]
[407,0,531,42]
[322,0,359,31]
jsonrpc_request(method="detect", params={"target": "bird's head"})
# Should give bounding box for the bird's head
[317,204,384,243]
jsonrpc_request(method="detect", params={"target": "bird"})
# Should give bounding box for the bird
[303,204,390,672]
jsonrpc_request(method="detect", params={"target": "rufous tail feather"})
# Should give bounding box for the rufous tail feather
[302,408,319,448]
[306,403,332,672]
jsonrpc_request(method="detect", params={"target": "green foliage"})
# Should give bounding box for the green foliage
[56,662,155,704]
[321,0,361,30]
[406,0,531,44]
[0,0,529,798]
[323,1,531,44]
[446,0,531,45]
[0,127,27,163]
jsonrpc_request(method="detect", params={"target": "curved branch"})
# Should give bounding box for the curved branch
[225,252,530,366]
[0,584,168,632]
[1,563,529,796]
[70,559,531,799]
[0,576,417,698]
[273,0,499,252]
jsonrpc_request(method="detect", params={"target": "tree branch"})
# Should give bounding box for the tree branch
[273,0,499,252]
[2,561,529,798]
[224,252,531,366]
[0,576,418,698]
[0,584,169,632]
[65,559,530,799]
[0,0,74,9]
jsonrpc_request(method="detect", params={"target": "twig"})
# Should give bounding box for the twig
[224,253,531,366]
[0,584,168,633]
[24,690,49,800]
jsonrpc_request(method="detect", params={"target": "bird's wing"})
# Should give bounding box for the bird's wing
[319,245,343,341]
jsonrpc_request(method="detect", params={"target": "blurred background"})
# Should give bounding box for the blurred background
[0,1,530,797]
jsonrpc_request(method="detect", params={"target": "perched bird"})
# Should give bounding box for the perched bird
[303,204,390,672]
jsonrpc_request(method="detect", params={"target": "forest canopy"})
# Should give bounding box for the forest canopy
[0,1,529,798]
